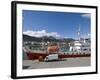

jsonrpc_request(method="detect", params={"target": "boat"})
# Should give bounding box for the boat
[23,39,90,60]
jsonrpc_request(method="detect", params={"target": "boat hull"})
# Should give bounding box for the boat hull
[26,52,91,60]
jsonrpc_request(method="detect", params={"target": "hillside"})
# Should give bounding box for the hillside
[23,34,75,42]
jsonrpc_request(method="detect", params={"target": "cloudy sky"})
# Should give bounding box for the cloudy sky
[22,10,91,39]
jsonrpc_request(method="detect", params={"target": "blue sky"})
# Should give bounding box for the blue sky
[23,10,91,39]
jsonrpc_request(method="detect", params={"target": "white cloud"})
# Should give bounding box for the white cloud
[23,30,60,38]
[81,13,90,19]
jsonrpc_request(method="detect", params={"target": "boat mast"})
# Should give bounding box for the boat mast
[77,25,81,41]
[42,37,44,51]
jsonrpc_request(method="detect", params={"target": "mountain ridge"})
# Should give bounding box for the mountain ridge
[23,34,75,42]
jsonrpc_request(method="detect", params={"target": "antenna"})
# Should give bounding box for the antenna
[77,24,81,40]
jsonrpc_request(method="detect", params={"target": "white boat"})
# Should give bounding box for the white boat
[69,39,91,54]
[69,26,91,54]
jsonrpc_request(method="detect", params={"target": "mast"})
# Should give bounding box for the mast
[42,37,44,51]
[77,25,81,41]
